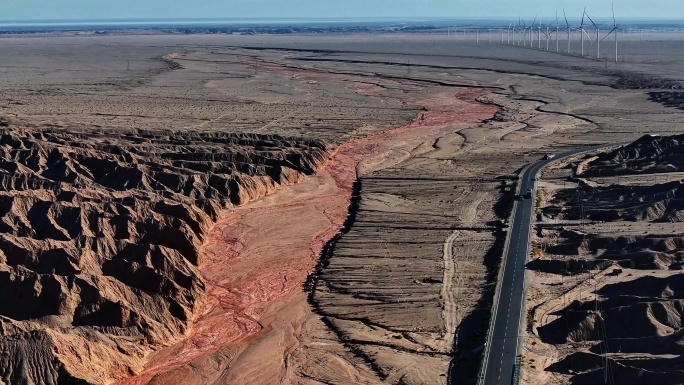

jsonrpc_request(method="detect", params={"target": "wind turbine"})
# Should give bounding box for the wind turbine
[530,16,537,48]
[538,21,542,49]
[522,18,527,47]
[512,21,516,45]
[544,19,554,50]
[515,19,519,46]
[600,3,619,62]
[584,10,600,58]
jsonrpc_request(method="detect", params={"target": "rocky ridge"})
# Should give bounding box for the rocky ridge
[542,274,684,385]
[0,127,329,385]
[583,134,684,176]
[545,180,684,223]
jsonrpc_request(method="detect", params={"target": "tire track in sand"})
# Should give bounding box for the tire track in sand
[441,230,460,350]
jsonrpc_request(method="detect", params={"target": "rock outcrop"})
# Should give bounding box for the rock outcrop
[530,232,684,271]
[583,134,684,176]
[547,180,684,222]
[542,274,684,385]
[0,128,330,384]
[649,91,684,110]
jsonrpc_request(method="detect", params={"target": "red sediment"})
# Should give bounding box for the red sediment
[114,62,497,385]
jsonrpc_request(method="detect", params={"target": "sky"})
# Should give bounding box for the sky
[1,0,683,22]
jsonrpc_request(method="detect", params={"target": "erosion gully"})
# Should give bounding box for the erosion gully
[115,62,498,385]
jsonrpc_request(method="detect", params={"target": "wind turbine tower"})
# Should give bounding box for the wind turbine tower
[563,10,570,53]
[612,3,619,61]
[580,9,586,56]
[538,22,542,49]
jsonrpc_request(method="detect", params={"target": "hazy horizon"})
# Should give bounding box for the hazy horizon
[1,17,684,29]
[2,0,684,24]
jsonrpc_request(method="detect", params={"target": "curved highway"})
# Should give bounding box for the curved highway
[481,146,611,385]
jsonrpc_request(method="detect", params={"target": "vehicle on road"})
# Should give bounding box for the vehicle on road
[524,188,533,199]
[543,153,555,160]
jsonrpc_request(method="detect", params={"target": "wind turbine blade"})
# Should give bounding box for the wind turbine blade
[585,12,597,28]
[601,27,617,42]
[612,2,616,26]
[563,9,569,28]
[581,8,586,28]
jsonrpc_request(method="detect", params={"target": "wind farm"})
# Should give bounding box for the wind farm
[500,6,621,62]
[434,4,681,67]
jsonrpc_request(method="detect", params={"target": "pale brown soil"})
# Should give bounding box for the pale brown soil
[1,34,684,385]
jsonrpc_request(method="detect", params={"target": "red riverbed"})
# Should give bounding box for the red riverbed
[114,66,496,385]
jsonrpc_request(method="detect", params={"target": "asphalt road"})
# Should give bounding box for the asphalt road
[481,147,607,385]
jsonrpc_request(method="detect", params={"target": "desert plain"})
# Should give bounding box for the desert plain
[0,29,683,385]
